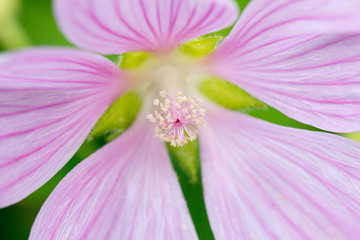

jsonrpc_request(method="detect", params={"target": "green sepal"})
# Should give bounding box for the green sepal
[167,140,200,183]
[88,90,142,142]
[119,51,151,69]
[342,132,360,142]
[178,36,223,58]
[199,76,266,111]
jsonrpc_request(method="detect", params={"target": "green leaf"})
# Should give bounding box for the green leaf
[119,51,151,69]
[89,90,142,142]
[167,140,200,183]
[199,76,266,111]
[177,36,223,58]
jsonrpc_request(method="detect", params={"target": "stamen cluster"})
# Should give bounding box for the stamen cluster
[147,90,206,147]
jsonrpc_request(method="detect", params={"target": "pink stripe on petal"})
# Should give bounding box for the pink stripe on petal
[210,0,360,132]
[226,0,360,47]
[200,107,360,240]
[30,115,197,240]
[0,48,124,208]
[54,0,238,54]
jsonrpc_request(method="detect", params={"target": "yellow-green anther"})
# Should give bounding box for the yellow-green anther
[199,76,267,111]
[89,90,142,142]
[178,36,223,58]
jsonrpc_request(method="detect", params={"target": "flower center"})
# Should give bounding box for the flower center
[147,90,205,147]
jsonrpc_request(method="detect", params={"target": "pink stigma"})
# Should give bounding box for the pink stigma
[147,90,206,147]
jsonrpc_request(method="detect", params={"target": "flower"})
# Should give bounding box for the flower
[1,0,360,239]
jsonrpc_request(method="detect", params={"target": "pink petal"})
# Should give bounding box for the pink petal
[0,48,123,207]
[55,0,238,54]
[30,116,197,240]
[201,107,360,239]
[209,0,360,132]
[229,0,360,37]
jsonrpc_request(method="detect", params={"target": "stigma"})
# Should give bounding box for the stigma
[147,90,206,147]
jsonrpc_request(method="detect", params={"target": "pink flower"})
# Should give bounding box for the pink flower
[1,0,360,239]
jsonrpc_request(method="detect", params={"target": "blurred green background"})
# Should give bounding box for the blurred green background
[0,0,356,239]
